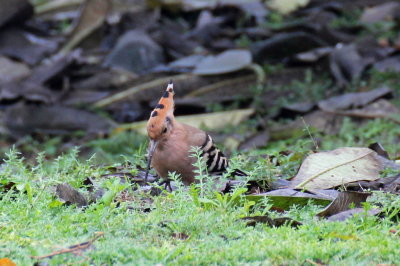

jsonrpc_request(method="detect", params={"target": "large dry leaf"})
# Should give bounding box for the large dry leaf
[114,108,254,135]
[193,49,252,75]
[290,147,384,190]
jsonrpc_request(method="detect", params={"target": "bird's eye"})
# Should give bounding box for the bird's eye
[162,128,168,134]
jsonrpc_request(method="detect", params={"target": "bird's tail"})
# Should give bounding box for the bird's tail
[231,168,248,177]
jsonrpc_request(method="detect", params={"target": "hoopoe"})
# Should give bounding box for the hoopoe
[145,81,246,185]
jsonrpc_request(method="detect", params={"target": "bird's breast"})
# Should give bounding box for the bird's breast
[151,139,196,185]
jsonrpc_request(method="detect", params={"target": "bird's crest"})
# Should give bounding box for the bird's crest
[147,81,175,139]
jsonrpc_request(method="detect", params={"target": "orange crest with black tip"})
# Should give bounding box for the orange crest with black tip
[147,82,175,140]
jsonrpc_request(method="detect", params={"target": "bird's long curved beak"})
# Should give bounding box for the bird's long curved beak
[144,139,158,181]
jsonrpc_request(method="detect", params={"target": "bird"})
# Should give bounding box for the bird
[144,81,246,186]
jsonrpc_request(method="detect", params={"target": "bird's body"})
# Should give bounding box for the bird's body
[151,123,202,185]
[145,82,244,185]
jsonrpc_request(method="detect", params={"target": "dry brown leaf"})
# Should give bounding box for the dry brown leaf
[290,147,384,190]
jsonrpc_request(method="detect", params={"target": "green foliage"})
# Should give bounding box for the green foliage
[0,133,400,265]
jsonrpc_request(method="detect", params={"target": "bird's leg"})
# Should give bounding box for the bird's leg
[144,157,151,182]
[158,179,172,191]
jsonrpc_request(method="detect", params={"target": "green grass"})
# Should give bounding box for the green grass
[2,193,400,265]
[1,116,400,265]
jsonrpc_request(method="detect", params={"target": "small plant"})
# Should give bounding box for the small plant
[100,178,130,207]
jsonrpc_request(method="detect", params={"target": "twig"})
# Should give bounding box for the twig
[32,232,104,260]
[301,116,319,150]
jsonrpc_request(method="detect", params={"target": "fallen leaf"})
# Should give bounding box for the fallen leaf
[56,183,88,207]
[0,56,30,85]
[360,2,400,23]
[373,55,400,73]
[325,99,400,122]
[368,142,390,159]
[168,54,205,70]
[193,49,252,75]
[327,208,381,222]
[279,102,316,118]
[383,174,400,194]
[317,87,392,111]
[4,103,115,137]
[317,191,371,218]
[104,30,165,74]
[0,51,77,103]
[344,174,400,193]
[290,147,384,190]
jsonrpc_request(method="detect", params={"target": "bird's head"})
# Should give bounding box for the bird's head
[146,81,175,142]
[145,81,175,180]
